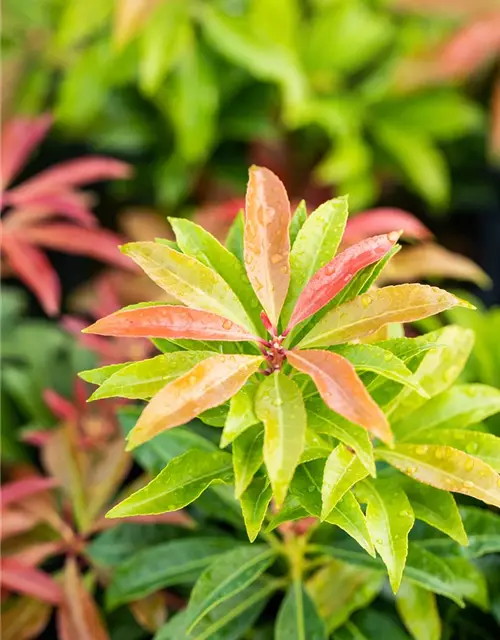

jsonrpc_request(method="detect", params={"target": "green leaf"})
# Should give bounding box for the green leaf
[255,372,307,507]
[282,197,348,326]
[321,445,369,520]
[328,493,376,558]
[185,546,276,634]
[460,506,500,557]
[88,352,214,401]
[442,556,489,610]
[333,610,411,640]
[306,397,375,477]
[225,210,245,263]
[301,429,335,464]
[376,443,500,509]
[106,537,236,609]
[403,544,463,605]
[290,200,307,246]
[394,384,500,441]
[79,362,131,386]
[120,241,255,332]
[169,217,262,333]
[395,581,441,640]
[107,450,233,518]
[233,425,264,498]
[275,580,326,640]
[355,479,415,592]
[56,0,112,50]
[399,477,468,546]
[307,559,383,633]
[221,381,259,448]
[240,476,273,542]
[265,495,309,532]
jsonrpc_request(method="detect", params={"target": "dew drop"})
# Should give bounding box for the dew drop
[388,231,401,243]
[222,319,233,330]
[415,445,428,455]
[463,481,473,488]
[406,466,417,476]
[271,253,283,264]
[361,294,372,308]
[434,447,445,460]
[464,458,475,471]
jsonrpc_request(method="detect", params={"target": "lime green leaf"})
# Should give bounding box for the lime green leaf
[355,479,414,592]
[276,580,326,640]
[281,197,348,326]
[221,382,259,448]
[395,580,441,640]
[255,372,306,507]
[225,210,245,263]
[301,429,335,464]
[299,285,470,349]
[57,0,112,50]
[265,495,309,532]
[106,537,235,609]
[120,241,255,332]
[240,476,273,543]
[460,506,500,557]
[328,493,375,558]
[290,200,307,246]
[107,450,233,518]
[321,445,369,520]
[233,425,264,498]
[404,544,463,605]
[79,362,131,385]
[376,444,500,509]
[169,217,262,333]
[443,556,489,610]
[306,398,376,477]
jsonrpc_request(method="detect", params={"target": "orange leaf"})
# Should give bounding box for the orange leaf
[129,593,166,632]
[84,305,259,342]
[287,350,392,444]
[1,595,52,640]
[244,166,291,327]
[127,355,263,449]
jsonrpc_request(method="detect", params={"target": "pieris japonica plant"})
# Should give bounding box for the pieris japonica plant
[80,167,500,635]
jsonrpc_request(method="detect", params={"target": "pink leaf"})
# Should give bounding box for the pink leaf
[1,558,63,605]
[4,192,98,228]
[83,305,260,342]
[1,114,52,190]
[1,477,59,508]
[1,234,60,315]
[286,350,392,444]
[43,389,78,422]
[287,232,401,330]
[343,209,432,245]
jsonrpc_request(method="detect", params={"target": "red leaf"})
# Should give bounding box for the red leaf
[1,115,52,190]
[343,209,431,245]
[1,558,63,605]
[1,477,59,508]
[84,305,260,342]
[6,157,132,201]
[244,166,291,327]
[286,350,392,444]
[1,234,60,315]
[287,232,401,330]
[4,192,98,228]
[43,389,78,422]
[1,508,41,539]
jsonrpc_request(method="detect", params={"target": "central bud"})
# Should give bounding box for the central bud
[259,311,288,374]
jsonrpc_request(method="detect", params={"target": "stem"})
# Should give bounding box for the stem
[283,532,307,582]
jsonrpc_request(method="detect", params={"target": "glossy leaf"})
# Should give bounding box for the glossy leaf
[233,425,264,498]
[289,200,307,245]
[225,210,245,262]
[79,362,130,386]
[376,444,500,508]
[126,354,262,449]
[240,476,273,542]
[443,556,489,610]
[255,372,306,506]
[355,479,415,592]
[403,544,463,605]
[395,580,441,640]
[120,241,255,331]
[288,350,391,444]
[282,197,348,326]
[328,493,376,557]
[299,285,471,349]
[107,449,234,517]
[321,444,369,520]
[244,166,291,326]
[460,506,500,557]
[276,581,326,640]
[287,232,400,330]
[220,381,259,448]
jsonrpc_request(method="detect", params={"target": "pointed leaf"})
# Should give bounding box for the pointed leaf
[221,382,259,448]
[343,208,431,244]
[322,445,369,520]
[244,166,291,326]
[355,479,415,592]
[276,580,326,640]
[287,232,400,330]
[289,200,307,245]
[255,372,306,506]
[107,450,234,517]
[460,506,500,557]
[225,209,245,262]
[0,558,63,605]
[282,197,348,326]
[288,350,391,444]
[395,580,441,640]
[1,477,59,508]
[299,285,471,349]
[240,476,273,542]
[403,544,463,605]
[120,241,255,331]
[84,305,259,342]
[88,352,214,401]
[376,444,500,508]
[126,354,262,449]
[79,362,131,386]
[233,425,264,498]
[328,493,376,557]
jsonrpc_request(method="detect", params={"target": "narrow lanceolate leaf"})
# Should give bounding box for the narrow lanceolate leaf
[395,580,441,640]
[287,350,392,444]
[79,362,131,386]
[299,284,471,349]
[233,425,264,498]
[120,241,255,332]
[376,444,500,508]
[289,200,307,246]
[328,493,376,558]
[404,545,463,605]
[221,382,259,448]
[107,450,234,517]
[88,352,214,401]
[287,232,400,331]
[83,305,259,342]
[240,476,273,542]
[355,479,415,592]
[255,372,307,507]
[244,166,291,327]
[282,197,348,326]
[275,581,326,640]
[126,355,263,449]
[415,430,500,472]
[321,445,369,520]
